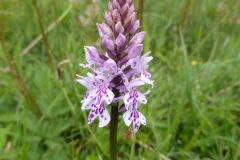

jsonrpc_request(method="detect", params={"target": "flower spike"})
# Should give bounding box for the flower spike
[77,0,154,132]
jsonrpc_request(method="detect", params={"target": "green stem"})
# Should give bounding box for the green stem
[110,102,119,160]
[33,0,54,70]
[130,133,136,160]
[137,0,144,25]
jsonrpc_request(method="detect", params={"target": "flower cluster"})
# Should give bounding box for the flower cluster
[77,0,154,132]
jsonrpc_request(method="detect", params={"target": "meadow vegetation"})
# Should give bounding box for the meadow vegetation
[0,0,239,159]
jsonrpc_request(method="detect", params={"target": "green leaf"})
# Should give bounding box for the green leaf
[0,128,7,149]
[0,125,11,149]
[0,112,17,122]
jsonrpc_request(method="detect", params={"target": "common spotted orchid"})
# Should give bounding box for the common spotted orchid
[77,0,154,132]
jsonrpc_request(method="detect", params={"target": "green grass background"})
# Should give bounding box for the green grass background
[0,0,240,159]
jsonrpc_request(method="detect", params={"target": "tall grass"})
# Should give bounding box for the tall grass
[0,0,239,159]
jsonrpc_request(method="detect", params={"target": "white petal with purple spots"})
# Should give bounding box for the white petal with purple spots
[123,110,132,127]
[141,71,154,87]
[88,106,98,124]
[137,91,147,104]
[87,104,111,127]
[123,109,146,132]
[81,89,97,109]
[98,105,110,127]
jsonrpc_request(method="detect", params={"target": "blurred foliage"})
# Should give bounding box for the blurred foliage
[0,0,240,159]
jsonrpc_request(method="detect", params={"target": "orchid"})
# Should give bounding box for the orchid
[77,0,153,133]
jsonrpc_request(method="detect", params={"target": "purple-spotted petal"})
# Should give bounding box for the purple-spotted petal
[123,92,130,110]
[87,104,110,127]
[82,89,97,109]
[95,86,115,107]
[123,109,146,132]
[81,101,94,111]
[141,71,154,86]
[137,91,147,104]
[123,110,132,127]
[105,88,115,104]
[98,105,110,127]
[88,107,98,124]
[133,113,140,132]
[123,89,139,111]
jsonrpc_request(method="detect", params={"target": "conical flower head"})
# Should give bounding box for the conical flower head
[97,0,144,62]
[77,0,154,132]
